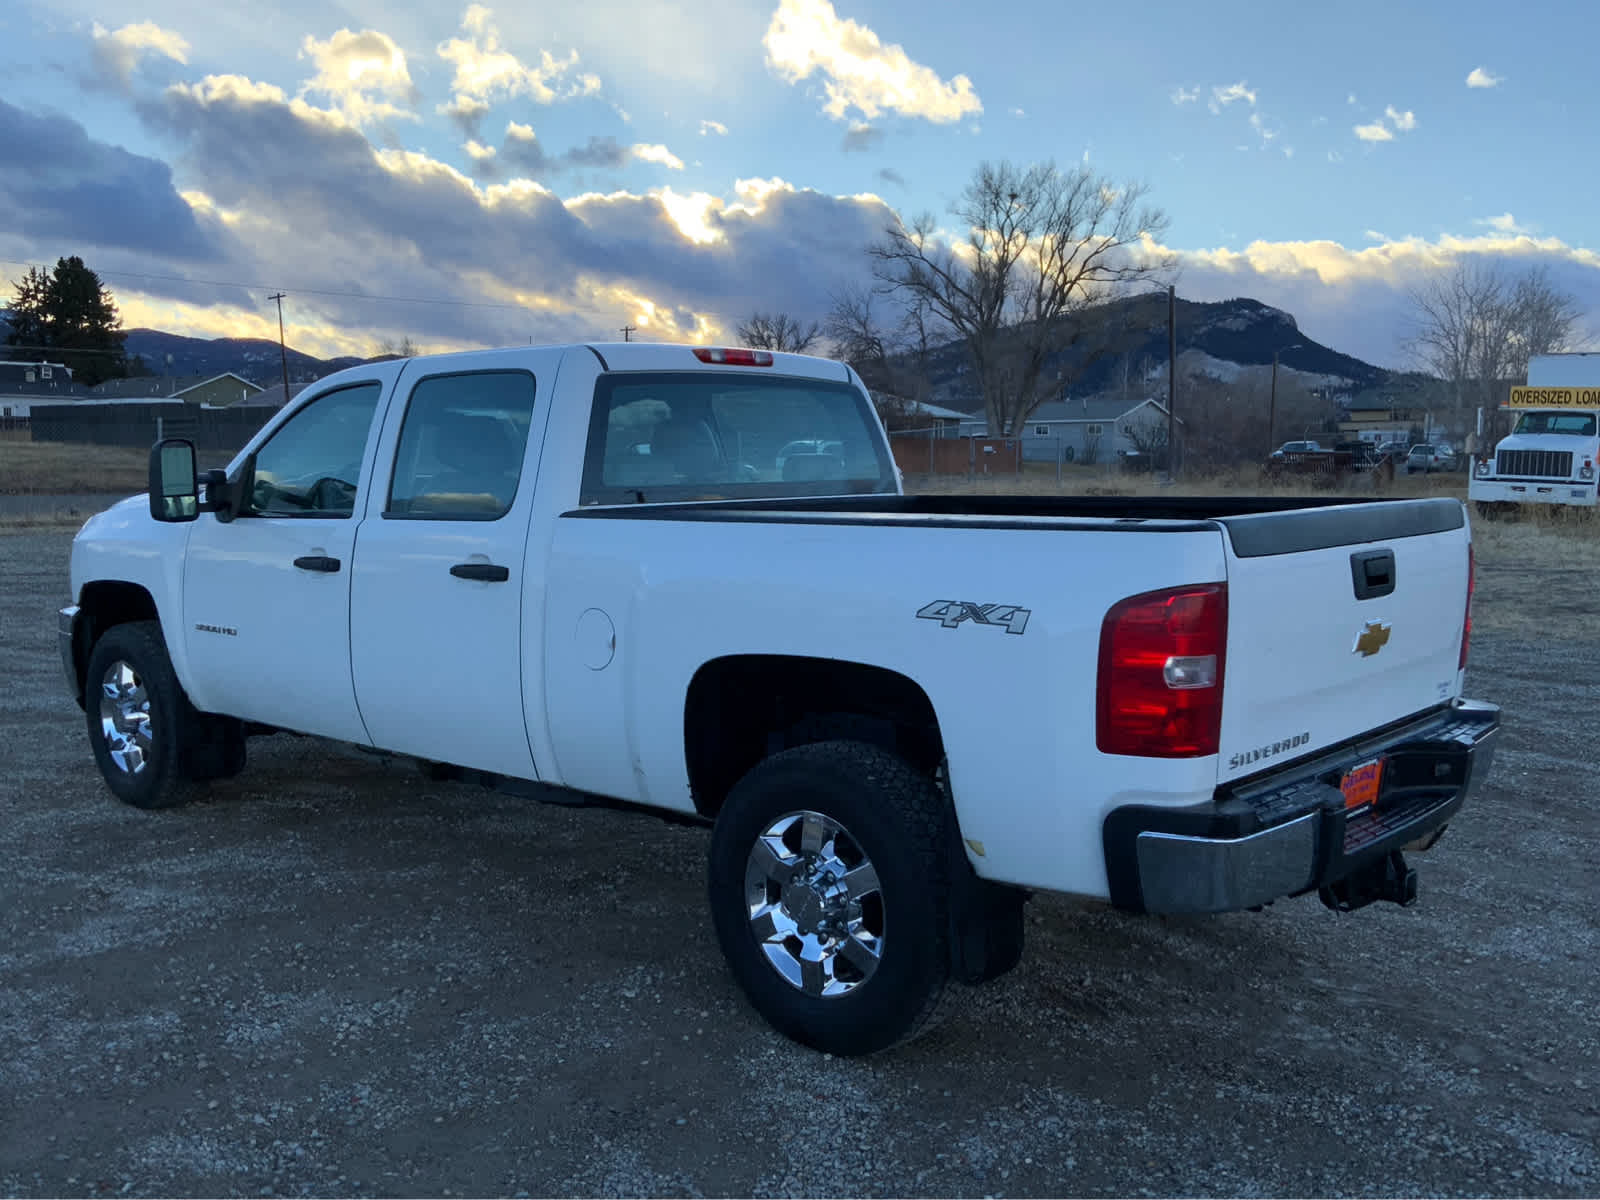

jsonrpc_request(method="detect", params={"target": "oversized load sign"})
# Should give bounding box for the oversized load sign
[1506,386,1600,408]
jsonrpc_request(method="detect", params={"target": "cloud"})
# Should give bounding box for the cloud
[299,29,420,127]
[1171,86,1199,106]
[699,119,728,136]
[1476,212,1531,236]
[630,143,685,170]
[1009,107,1025,118]
[90,20,190,87]
[841,122,883,152]
[1384,105,1417,131]
[436,5,601,135]
[762,0,981,124]
[876,167,905,187]
[1466,66,1502,89]
[1353,103,1416,143]
[0,98,220,262]
[1207,81,1256,114]
[123,75,908,347]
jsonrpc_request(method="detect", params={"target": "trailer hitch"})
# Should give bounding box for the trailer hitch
[1319,850,1419,913]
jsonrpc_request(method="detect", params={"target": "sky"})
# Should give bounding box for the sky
[2,0,1597,371]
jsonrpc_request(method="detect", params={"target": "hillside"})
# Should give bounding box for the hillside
[10,295,1394,405]
[121,329,366,383]
[914,294,1390,412]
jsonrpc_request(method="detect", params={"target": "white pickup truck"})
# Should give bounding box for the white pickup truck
[59,341,1500,1055]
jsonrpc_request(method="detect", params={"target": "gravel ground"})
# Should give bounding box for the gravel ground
[1,528,1596,1198]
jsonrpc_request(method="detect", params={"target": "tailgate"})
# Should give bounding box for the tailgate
[1216,498,1469,783]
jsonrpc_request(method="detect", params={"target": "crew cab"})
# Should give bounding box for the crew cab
[59,341,1499,1055]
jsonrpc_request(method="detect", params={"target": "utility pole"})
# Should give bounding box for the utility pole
[1268,342,1303,453]
[1166,285,1177,478]
[269,292,290,402]
[619,324,636,342]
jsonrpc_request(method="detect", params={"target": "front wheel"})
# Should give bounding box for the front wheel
[84,621,209,809]
[708,741,952,1056]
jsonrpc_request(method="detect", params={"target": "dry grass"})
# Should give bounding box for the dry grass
[0,439,150,495]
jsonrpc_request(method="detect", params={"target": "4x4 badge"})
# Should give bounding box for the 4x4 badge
[916,601,1031,635]
[1354,621,1391,657]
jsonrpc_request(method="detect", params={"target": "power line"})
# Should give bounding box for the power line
[0,258,539,313]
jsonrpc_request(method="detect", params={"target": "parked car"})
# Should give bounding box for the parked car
[58,340,1498,1056]
[1270,439,1325,459]
[1407,443,1454,473]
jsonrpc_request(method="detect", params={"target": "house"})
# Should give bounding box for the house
[874,392,972,439]
[240,380,313,410]
[89,372,264,407]
[0,360,96,415]
[0,360,72,387]
[1012,396,1181,463]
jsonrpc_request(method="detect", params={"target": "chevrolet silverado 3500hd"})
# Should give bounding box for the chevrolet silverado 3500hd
[59,341,1499,1054]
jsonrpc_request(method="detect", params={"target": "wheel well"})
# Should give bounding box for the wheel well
[683,655,944,819]
[70,581,160,703]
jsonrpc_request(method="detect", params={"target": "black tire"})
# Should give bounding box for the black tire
[708,740,951,1056]
[84,620,208,809]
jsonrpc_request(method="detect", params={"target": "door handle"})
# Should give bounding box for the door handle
[450,562,510,583]
[293,555,341,573]
[1350,549,1396,600]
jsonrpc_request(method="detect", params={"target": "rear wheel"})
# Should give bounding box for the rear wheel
[708,740,951,1055]
[85,621,212,809]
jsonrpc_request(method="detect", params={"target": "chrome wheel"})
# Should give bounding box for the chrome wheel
[98,660,152,776]
[744,810,884,998]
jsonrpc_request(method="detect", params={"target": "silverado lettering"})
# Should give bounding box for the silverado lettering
[1228,732,1312,772]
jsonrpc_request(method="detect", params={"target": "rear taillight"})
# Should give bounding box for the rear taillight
[1097,584,1228,758]
[693,347,773,366]
[1460,543,1475,670]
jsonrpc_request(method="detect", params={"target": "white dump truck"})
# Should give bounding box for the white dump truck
[1469,353,1600,514]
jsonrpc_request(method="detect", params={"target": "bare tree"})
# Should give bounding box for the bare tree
[736,311,821,353]
[822,284,888,367]
[822,284,936,404]
[378,335,419,358]
[1505,265,1583,383]
[1404,261,1581,413]
[868,159,1174,435]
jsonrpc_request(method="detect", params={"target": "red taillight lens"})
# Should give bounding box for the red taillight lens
[693,347,774,366]
[1460,543,1474,670]
[1097,584,1228,758]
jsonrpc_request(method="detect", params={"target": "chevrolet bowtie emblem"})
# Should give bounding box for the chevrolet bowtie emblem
[1354,621,1392,657]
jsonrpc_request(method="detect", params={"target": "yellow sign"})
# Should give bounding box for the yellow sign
[1506,386,1600,409]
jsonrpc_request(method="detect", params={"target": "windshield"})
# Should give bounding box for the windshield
[1513,411,1598,436]
[580,371,896,505]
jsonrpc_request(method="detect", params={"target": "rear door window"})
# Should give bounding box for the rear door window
[580,372,894,505]
[386,370,536,520]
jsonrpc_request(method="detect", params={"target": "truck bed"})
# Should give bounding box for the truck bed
[568,493,1466,554]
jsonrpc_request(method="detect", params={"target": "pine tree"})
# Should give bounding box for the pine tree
[6,256,128,385]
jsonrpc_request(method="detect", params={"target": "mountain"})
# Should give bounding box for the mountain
[913,295,1391,413]
[17,294,1393,405]
[121,329,367,383]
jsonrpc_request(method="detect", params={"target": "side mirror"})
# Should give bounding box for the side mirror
[149,438,199,522]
